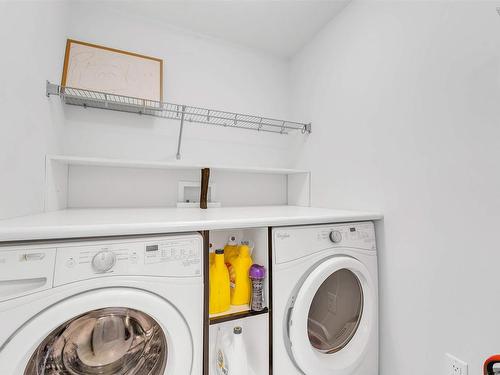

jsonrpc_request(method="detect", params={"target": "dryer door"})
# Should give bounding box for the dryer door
[0,288,192,375]
[287,256,375,375]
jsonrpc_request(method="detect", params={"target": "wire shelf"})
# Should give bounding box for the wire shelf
[46,81,311,159]
[46,82,311,134]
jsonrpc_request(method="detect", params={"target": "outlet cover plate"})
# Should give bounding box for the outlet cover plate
[446,353,468,375]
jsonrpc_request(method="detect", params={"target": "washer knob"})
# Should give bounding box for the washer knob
[92,250,116,273]
[329,230,342,243]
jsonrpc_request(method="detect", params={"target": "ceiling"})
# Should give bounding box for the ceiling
[110,1,351,59]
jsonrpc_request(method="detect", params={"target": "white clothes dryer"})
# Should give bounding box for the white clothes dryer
[0,233,203,375]
[272,222,378,375]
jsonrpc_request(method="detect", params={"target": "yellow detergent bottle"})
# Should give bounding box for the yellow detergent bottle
[224,236,239,264]
[229,244,253,306]
[209,249,231,315]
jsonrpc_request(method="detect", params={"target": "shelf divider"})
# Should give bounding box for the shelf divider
[209,306,269,325]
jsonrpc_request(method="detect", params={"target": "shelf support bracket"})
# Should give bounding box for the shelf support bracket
[176,105,186,160]
[304,123,312,134]
[46,81,60,97]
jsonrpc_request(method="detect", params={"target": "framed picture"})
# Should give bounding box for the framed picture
[61,39,163,101]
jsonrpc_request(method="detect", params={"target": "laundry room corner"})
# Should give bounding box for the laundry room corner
[2,1,500,374]
[289,1,500,373]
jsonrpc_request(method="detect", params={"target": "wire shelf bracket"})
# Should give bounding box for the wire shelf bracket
[46,81,311,159]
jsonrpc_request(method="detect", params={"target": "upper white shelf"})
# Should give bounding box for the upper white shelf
[48,155,310,175]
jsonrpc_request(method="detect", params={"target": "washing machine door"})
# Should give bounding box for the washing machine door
[0,288,192,375]
[287,256,375,375]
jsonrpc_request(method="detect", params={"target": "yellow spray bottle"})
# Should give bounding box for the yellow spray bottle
[209,249,230,314]
[229,244,253,306]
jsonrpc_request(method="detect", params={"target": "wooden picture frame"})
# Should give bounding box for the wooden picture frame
[61,39,163,101]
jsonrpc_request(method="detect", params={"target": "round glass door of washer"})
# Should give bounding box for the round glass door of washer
[24,307,167,375]
[307,269,363,354]
[0,288,193,375]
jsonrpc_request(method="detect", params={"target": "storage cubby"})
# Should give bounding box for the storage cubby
[208,314,269,375]
[208,227,269,323]
[206,227,270,375]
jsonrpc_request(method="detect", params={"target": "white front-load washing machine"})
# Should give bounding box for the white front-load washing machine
[0,233,203,375]
[272,222,378,375]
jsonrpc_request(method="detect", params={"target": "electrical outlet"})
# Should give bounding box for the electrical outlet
[446,353,468,375]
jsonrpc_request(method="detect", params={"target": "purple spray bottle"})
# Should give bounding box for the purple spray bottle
[249,264,266,312]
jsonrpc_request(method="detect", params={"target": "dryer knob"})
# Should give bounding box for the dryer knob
[329,230,342,243]
[92,250,116,273]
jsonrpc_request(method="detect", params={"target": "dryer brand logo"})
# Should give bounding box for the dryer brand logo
[276,232,291,240]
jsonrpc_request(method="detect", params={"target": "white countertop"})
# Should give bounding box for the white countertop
[0,206,382,242]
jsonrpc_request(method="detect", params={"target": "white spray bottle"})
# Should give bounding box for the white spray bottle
[229,326,248,375]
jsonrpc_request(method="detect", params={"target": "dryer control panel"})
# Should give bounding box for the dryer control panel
[273,222,376,264]
[53,233,202,286]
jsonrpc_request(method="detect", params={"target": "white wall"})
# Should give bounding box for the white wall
[66,166,287,208]
[62,2,293,168]
[1,1,296,219]
[290,1,500,373]
[0,1,67,220]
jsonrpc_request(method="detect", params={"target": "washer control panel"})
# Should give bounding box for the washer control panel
[54,233,202,286]
[319,224,374,245]
[273,222,376,264]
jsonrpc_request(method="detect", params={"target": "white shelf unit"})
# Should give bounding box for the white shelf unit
[207,227,270,375]
[47,155,309,175]
[44,155,311,211]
